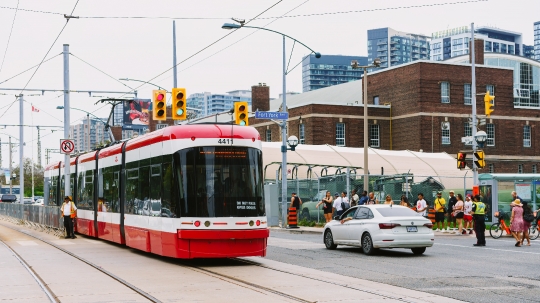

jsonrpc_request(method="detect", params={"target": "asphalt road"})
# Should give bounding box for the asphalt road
[267,231,540,303]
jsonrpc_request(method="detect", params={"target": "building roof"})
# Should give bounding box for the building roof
[445,52,540,68]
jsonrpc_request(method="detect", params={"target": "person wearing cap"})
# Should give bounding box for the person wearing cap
[471,195,486,246]
[433,192,446,232]
[445,190,458,233]
[510,199,524,247]
[333,191,349,217]
[463,194,474,234]
[60,196,77,239]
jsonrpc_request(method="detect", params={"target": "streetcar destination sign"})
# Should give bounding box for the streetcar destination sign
[254,111,288,120]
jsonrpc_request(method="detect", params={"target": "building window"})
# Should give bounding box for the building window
[299,124,305,144]
[489,164,495,173]
[518,164,523,174]
[441,82,450,103]
[369,124,380,148]
[373,96,380,105]
[523,125,531,147]
[464,84,472,105]
[486,123,495,146]
[464,122,472,145]
[533,164,537,174]
[441,122,450,145]
[336,123,345,147]
[266,129,271,142]
[486,85,495,105]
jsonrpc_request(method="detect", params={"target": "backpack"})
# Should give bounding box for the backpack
[341,198,350,211]
[523,212,535,223]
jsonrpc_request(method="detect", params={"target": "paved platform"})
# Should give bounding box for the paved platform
[0,220,465,303]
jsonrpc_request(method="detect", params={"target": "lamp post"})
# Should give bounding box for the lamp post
[351,58,381,193]
[57,106,107,151]
[222,21,320,228]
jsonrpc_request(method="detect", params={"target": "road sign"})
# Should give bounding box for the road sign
[461,136,473,144]
[255,111,289,120]
[156,123,168,130]
[60,139,75,154]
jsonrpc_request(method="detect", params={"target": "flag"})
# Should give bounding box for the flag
[32,105,40,112]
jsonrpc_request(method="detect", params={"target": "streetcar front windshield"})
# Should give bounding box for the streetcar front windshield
[175,146,265,218]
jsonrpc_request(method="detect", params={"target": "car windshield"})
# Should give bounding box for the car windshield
[376,207,420,217]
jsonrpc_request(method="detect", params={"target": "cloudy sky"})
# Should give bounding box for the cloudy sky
[0,0,538,167]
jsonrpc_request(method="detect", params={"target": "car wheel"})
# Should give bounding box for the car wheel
[300,209,310,221]
[411,247,426,255]
[324,230,337,250]
[361,233,377,255]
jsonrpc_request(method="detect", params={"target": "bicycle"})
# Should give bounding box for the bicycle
[490,211,511,239]
[528,211,539,240]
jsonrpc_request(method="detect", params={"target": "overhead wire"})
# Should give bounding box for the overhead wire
[0,0,20,77]
[69,53,137,91]
[0,5,63,15]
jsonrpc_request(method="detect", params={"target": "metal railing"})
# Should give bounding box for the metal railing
[0,203,65,237]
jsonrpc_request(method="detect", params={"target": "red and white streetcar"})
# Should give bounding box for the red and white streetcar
[44,124,268,258]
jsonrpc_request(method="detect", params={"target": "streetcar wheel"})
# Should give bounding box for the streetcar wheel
[489,223,503,239]
[411,247,426,255]
[361,233,377,255]
[324,230,337,250]
[530,225,539,240]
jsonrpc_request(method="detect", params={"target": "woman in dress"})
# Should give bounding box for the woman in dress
[452,193,465,235]
[316,191,334,223]
[384,195,393,205]
[510,199,524,247]
[521,202,532,246]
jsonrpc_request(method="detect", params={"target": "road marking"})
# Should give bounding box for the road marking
[49,240,75,245]
[16,241,38,246]
[435,243,540,255]
[82,239,100,244]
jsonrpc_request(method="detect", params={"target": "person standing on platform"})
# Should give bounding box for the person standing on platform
[434,192,446,232]
[471,195,486,246]
[445,190,458,233]
[60,196,77,239]
[358,191,368,205]
[316,191,334,223]
[350,189,359,207]
[415,193,428,218]
[290,193,302,211]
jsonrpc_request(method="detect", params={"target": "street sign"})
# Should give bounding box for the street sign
[461,136,473,144]
[156,123,168,130]
[255,111,289,120]
[60,139,75,154]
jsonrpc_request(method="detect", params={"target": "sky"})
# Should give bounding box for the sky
[0,0,538,168]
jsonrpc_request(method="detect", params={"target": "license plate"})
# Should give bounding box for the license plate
[407,226,418,232]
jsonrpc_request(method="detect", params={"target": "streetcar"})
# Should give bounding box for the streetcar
[44,124,268,258]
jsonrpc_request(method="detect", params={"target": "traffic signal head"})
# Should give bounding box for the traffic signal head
[474,150,486,168]
[171,88,186,120]
[484,91,495,117]
[152,90,167,121]
[457,152,467,169]
[234,101,249,126]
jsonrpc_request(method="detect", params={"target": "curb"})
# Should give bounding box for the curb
[269,227,324,235]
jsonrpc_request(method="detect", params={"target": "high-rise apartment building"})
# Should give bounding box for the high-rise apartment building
[367,27,430,69]
[534,21,540,60]
[186,90,252,117]
[301,54,367,92]
[430,25,526,61]
[69,118,108,152]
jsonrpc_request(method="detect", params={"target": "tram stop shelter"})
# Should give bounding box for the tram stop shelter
[478,173,540,224]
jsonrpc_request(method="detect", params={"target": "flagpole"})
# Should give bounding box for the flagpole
[31,104,35,201]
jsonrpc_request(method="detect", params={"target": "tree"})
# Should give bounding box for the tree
[11,158,44,197]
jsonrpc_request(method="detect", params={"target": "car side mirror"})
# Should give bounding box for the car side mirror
[333,216,340,220]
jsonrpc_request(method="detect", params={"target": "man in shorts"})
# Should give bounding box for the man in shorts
[444,190,458,233]
[433,191,446,232]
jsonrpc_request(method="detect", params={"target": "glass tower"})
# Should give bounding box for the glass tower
[367,27,430,69]
[301,54,367,92]
[534,21,540,60]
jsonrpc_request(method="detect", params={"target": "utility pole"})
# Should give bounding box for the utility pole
[19,94,24,199]
[173,20,178,88]
[36,126,42,167]
[9,136,12,194]
[45,149,61,165]
[63,44,71,197]
[86,114,90,151]
[471,23,478,185]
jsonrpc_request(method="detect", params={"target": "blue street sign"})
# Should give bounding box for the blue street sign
[255,111,289,120]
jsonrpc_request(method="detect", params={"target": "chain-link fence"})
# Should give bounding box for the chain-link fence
[0,203,65,237]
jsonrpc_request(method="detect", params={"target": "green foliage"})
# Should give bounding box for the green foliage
[8,157,44,197]
[297,218,316,227]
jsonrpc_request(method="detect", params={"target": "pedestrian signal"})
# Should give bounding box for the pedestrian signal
[457,152,467,169]
[171,88,186,120]
[152,90,167,121]
[484,91,495,117]
[234,101,249,126]
[474,150,486,168]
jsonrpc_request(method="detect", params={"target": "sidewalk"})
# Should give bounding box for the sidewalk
[270,226,506,237]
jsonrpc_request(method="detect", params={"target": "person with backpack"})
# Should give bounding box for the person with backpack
[333,191,349,217]
[521,202,533,246]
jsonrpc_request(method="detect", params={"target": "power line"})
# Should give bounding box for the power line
[69,53,136,91]
[0,5,63,15]
[0,53,62,87]
[0,0,20,77]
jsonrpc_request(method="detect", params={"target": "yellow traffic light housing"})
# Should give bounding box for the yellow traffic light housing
[152,90,167,121]
[457,152,467,169]
[234,101,249,126]
[474,150,486,168]
[171,88,186,120]
[484,91,495,117]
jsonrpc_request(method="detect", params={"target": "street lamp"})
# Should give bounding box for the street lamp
[57,106,108,151]
[475,130,487,148]
[222,20,320,228]
[351,58,381,193]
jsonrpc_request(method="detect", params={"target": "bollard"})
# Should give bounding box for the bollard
[427,208,436,224]
[288,207,298,228]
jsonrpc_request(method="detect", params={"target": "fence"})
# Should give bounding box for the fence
[0,203,66,237]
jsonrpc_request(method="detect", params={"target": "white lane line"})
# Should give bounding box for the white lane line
[435,242,540,255]
[82,239,100,244]
[49,240,75,245]
[16,241,38,246]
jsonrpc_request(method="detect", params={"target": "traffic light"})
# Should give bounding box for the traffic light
[474,150,486,168]
[152,90,167,121]
[484,91,495,117]
[457,152,467,169]
[171,88,186,120]
[234,101,249,126]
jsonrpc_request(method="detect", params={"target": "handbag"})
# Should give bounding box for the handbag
[524,213,534,222]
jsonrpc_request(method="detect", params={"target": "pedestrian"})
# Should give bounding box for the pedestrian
[366,192,378,205]
[333,191,349,217]
[400,195,410,207]
[511,191,523,204]
[358,190,368,205]
[521,202,533,246]
[384,194,393,205]
[316,191,334,223]
[463,194,474,234]
[471,195,486,246]
[452,193,464,235]
[445,190,458,233]
[434,191,446,232]
[415,193,428,218]
[98,197,107,212]
[510,199,524,247]
[290,192,302,211]
[350,189,359,207]
[60,196,77,239]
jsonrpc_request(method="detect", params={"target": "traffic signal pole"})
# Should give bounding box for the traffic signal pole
[471,23,478,186]
[63,44,71,197]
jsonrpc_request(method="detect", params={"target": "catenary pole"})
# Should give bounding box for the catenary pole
[9,136,12,194]
[19,94,24,201]
[363,67,369,192]
[173,20,178,88]
[63,44,71,197]
[471,23,478,185]
[281,35,288,228]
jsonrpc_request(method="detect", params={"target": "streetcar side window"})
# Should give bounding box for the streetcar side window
[125,168,139,215]
[49,175,58,206]
[150,165,161,217]
[162,161,177,217]
[139,166,150,216]
[101,165,120,213]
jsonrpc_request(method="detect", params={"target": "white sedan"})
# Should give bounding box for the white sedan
[323,205,434,255]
